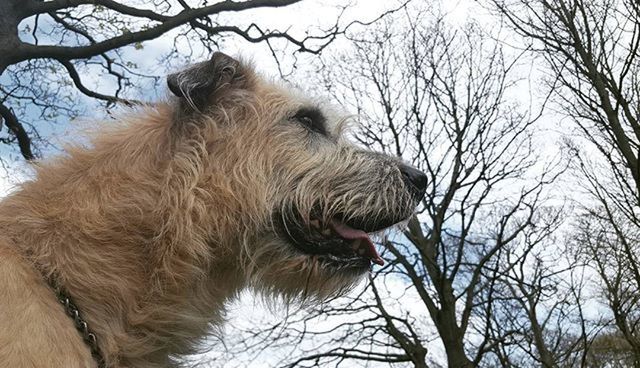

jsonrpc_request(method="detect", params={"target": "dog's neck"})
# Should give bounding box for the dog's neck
[0,106,248,366]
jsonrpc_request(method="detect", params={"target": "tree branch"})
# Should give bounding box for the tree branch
[58,59,140,106]
[17,0,302,63]
[0,102,34,160]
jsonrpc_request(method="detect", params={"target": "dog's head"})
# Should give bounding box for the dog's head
[168,53,426,301]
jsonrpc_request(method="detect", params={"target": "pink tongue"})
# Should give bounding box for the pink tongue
[329,219,384,266]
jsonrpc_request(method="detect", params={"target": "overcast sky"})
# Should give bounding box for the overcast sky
[1,1,579,366]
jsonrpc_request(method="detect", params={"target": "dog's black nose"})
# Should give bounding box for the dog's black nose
[399,163,427,200]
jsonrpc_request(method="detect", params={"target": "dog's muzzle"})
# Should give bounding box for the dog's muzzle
[275,160,427,271]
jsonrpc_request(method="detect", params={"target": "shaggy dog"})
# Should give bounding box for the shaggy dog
[0,52,426,367]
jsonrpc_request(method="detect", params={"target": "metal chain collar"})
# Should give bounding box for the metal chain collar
[54,289,106,368]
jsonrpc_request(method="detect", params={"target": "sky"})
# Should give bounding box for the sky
[1,0,602,367]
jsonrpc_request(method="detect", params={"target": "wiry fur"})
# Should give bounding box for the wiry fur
[0,54,418,367]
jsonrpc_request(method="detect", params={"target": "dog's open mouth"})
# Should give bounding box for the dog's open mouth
[278,211,397,269]
[313,218,384,265]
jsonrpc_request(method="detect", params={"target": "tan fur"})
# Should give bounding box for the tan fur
[0,56,418,367]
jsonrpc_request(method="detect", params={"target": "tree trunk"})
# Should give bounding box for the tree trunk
[0,0,23,74]
[442,335,473,368]
[436,297,474,368]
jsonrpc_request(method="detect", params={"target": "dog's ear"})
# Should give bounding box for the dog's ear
[167,52,245,111]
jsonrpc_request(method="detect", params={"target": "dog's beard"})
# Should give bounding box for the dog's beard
[241,210,409,303]
[243,235,366,304]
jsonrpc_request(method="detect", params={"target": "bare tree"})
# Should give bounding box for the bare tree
[491,1,640,365]
[478,235,606,368]
[573,207,640,366]
[210,9,573,368]
[0,0,404,161]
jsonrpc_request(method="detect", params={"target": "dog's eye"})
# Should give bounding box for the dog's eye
[292,107,327,136]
